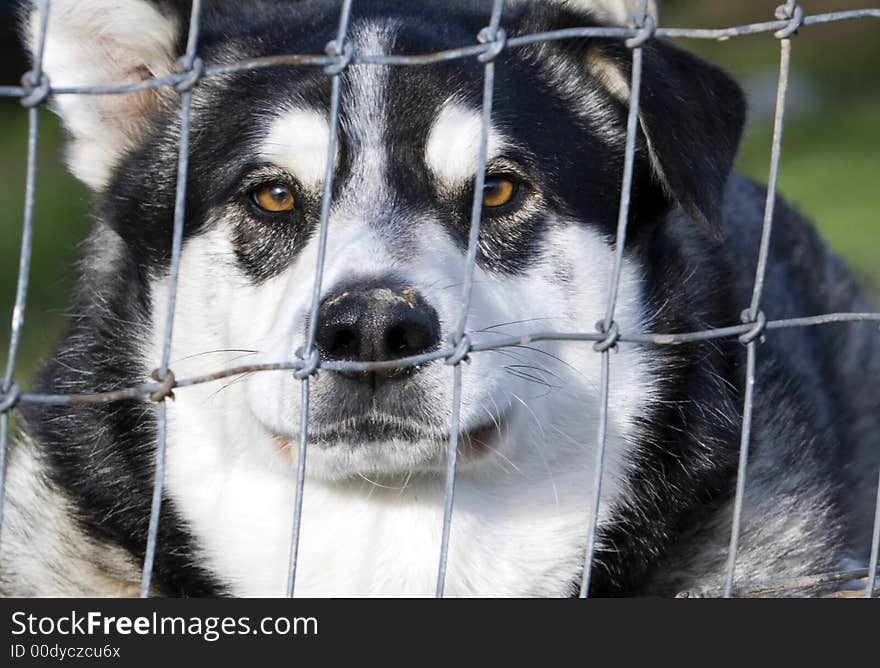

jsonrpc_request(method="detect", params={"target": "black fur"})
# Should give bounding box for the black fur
[7,0,878,597]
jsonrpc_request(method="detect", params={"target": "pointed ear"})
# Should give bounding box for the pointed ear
[21,0,184,190]
[586,37,746,230]
[555,0,659,25]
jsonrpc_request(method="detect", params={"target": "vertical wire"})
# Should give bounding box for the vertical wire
[286,0,355,598]
[723,15,795,599]
[0,0,51,544]
[435,0,506,599]
[435,363,462,597]
[578,0,650,598]
[140,0,204,598]
[286,375,311,597]
[599,3,648,329]
[578,349,611,597]
[449,0,505,344]
[2,0,870,602]
[747,5,796,320]
[723,339,757,598]
[865,468,880,597]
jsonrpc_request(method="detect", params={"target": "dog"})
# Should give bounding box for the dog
[1,0,877,597]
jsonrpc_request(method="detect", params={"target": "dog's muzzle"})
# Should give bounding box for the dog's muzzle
[300,279,445,444]
[314,279,441,384]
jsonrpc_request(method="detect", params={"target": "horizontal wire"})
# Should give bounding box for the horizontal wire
[1,10,878,99]
[0,4,877,600]
[11,312,880,408]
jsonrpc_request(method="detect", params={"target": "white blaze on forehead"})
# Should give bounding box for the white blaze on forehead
[260,109,332,188]
[337,22,396,212]
[426,103,509,186]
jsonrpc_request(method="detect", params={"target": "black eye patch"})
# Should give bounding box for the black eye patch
[224,167,320,285]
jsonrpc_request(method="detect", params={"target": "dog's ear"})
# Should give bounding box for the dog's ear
[554,0,660,25]
[585,37,746,231]
[20,0,185,190]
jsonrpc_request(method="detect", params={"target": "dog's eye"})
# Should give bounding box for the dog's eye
[483,176,517,209]
[252,183,296,213]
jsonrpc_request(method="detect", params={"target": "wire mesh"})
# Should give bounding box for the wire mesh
[0,0,878,598]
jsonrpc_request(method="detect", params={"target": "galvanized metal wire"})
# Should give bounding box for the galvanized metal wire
[579,0,651,599]
[436,0,507,600]
[1,0,878,598]
[136,0,205,600]
[285,0,356,599]
[0,0,49,553]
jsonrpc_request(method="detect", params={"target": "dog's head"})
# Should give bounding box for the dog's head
[25,0,744,481]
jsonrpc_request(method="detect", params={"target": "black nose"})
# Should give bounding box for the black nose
[314,283,441,377]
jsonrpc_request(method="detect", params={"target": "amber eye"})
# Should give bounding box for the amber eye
[252,183,296,213]
[483,176,517,208]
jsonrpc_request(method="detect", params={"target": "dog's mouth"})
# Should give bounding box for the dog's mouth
[273,413,509,459]
[315,416,505,448]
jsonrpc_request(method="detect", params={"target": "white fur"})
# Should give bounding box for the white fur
[148,211,656,596]
[261,110,333,188]
[585,49,632,103]
[134,21,659,598]
[552,0,659,24]
[333,22,398,218]
[0,435,141,596]
[425,103,509,186]
[28,0,179,189]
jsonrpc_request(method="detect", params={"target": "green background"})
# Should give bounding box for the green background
[0,0,878,388]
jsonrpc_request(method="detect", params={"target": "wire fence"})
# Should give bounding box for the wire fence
[0,0,879,598]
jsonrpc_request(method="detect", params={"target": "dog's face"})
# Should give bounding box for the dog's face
[30,0,744,483]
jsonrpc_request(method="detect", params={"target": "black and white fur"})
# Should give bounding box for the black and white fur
[2,0,878,597]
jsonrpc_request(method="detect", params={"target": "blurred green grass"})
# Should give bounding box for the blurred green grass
[0,104,91,389]
[0,0,878,388]
[665,0,880,293]
[737,100,880,287]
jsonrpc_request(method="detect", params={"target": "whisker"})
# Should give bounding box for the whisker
[476,316,561,332]
[357,472,412,491]
[174,348,260,364]
[396,469,415,497]
[206,373,252,401]
[509,391,559,508]
[503,365,561,390]
[509,345,583,379]
[440,280,489,291]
